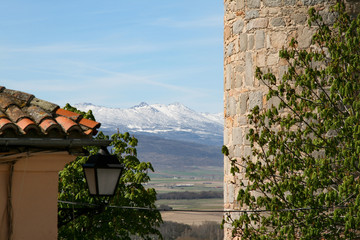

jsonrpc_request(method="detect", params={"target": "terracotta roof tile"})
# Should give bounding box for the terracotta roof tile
[0,118,18,137]
[55,116,82,133]
[0,109,7,119]
[3,88,34,106]
[6,105,27,122]
[30,97,59,112]
[0,87,101,139]
[0,118,17,131]
[56,108,81,121]
[84,129,95,135]
[39,119,60,132]
[0,94,19,110]
[24,105,52,124]
[79,117,101,129]
[17,118,38,134]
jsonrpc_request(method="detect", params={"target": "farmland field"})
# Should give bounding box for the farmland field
[147,170,224,225]
[157,197,224,225]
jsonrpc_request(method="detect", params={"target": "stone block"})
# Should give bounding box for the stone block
[226,42,234,57]
[227,96,237,117]
[297,27,316,49]
[270,31,287,49]
[267,95,281,110]
[320,9,337,25]
[226,12,236,21]
[256,51,266,67]
[239,92,248,114]
[224,155,230,174]
[270,17,286,27]
[235,72,243,88]
[226,0,236,11]
[245,10,259,20]
[244,146,252,158]
[246,18,268,31]
[232,127,243,145]
[284,0,297,5]
[249,91,263,110]
[255,30,265,49]
[248,34,254,50]
[234,146,243,158]
[239,33,248,51]
[225,182,235,204]
[267,53,279,65]
[243,128,251,145]
[238,116,248,126]
[244,52,254,86]
[233,19,245,35]
[248,0,261,8]
[291,14,307,25]
[224,25,231,40]
[236,0,245,10]
[224,128,230,145]
[264,0,282,7]
[301,0,326,6]
[235,64,245,73]
[225,64,232,90]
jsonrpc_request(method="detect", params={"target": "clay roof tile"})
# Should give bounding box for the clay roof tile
[56,108,82,122]
[3,88,34,106]
[0,109,7,119]
[17,118,39,134]
[24,105,52,124]
[6,105,27,123]
[30,98,59,113]
[55,116,83,134]
[39,119,63,134]
[79,117,101,129]
[0,118,17,131]
[0,118,18,137]
[0,94,19,110]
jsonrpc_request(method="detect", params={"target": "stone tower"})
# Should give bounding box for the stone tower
[223,0,360,238]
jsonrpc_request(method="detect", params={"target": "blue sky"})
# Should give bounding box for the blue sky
[0,1,223,113]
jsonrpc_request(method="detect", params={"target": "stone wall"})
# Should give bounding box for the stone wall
[223,0,345,238]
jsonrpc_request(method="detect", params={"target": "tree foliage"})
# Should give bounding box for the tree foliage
[58,104,162,239]
[224,1,360,239]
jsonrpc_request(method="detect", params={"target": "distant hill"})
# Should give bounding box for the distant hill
[135,134,223,171]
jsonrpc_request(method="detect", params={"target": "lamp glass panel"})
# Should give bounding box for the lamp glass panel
[84,168,97,195]
[96,168,121,195]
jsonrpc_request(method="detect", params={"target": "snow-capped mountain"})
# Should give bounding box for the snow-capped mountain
[74,102,223,146]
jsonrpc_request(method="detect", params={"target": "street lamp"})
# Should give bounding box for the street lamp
[83,147,124,196]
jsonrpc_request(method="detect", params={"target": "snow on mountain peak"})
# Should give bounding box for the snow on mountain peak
[131,102,149,108]
[74,102,223,145]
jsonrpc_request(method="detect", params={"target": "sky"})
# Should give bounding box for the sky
[0,1,224,113]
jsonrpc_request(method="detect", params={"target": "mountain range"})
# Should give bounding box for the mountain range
[74,102,224,175]
[75,102,223,146]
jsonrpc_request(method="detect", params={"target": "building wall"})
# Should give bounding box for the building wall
[222,0,354,238]
[0,151,74,240]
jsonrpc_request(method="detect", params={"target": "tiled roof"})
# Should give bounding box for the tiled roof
[0,86,101,139]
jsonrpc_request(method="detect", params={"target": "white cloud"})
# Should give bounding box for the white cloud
[0,43,159,55]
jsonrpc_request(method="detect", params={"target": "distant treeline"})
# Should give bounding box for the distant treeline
[131,221,223,240]
[160,221,223,240]
[157,191,223,200]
